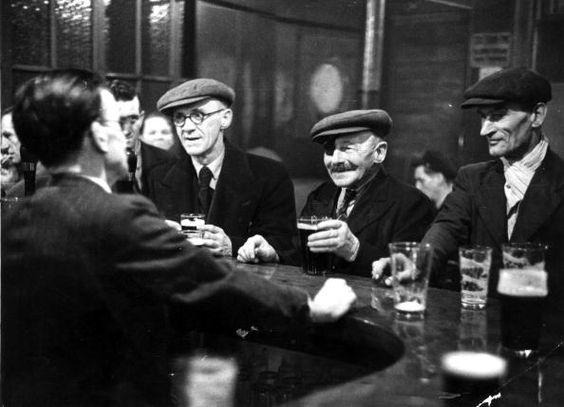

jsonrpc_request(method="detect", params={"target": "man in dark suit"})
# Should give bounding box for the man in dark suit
[145,79,297,263]
[301,109,435,276]
[419,67,564,304]
[109,79,175,193]
[1,69,356,406]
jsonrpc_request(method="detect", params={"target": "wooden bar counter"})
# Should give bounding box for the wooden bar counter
[173,260,564,406]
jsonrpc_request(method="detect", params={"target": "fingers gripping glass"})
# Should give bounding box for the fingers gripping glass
[173,109,226,127]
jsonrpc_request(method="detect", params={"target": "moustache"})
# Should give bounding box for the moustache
[329,163,356,173]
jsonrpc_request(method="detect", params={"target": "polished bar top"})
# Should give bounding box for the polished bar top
[208,260,564,407]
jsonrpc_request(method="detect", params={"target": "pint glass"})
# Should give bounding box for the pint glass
[297,217,330,275]
[497,268,548,358]
[181,213,206,246]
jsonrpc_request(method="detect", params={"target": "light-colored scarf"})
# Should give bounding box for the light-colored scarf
[501,135,548,239]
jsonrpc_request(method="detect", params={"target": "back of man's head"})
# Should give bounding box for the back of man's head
[13,69,104,167]
[109,79,137,102]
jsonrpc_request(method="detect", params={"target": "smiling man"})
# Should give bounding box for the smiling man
[145,78,298,263]
[419,67,564,301]
[301,109,434,276]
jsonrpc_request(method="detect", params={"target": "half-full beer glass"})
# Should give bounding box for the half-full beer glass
[297,216,330,275]
[497,268,548,358]
[181,213,206,246]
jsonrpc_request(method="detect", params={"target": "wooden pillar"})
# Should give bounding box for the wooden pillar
[361,0,386,108]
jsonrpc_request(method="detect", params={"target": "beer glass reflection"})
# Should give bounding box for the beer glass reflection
[497,268,548,358]
[297,216,331,275]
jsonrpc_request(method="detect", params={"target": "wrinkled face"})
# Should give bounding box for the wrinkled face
[116,96,142,149]
[478,103,539,160]
[323,131,386,188]
[1,134,20,188]
[99,89,128,180]
[414,165,445,205]
[140,116,174,150]
[173,99,231,161]
[1,112,20,163]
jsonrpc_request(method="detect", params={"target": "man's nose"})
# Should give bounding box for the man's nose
[480,119,495,137]
[331,148,346,162]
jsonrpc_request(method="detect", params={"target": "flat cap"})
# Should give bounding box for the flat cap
[461,67,551,109]
[157,78,235,115]
[310,109,392,143]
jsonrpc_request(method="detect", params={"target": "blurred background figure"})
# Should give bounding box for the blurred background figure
[138,111,176,151]
[412,150,458,210]
[1,133,21,196]
[2,107,21,195]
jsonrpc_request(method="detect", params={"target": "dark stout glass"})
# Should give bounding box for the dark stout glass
[497,268,548,357]
[298,218,330,275]
[441,351,506,407]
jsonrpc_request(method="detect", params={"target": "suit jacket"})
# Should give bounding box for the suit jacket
[113,141,175,194]
[423,149,564,305]
[301,167,435,276]
[1,174,309,407]
[144,140,298,263]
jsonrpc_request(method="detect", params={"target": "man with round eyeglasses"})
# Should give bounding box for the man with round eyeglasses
[145,78,298,263]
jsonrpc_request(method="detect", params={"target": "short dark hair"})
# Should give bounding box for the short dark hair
[139,111,173,135]
[412,150,458,182]
[108,79,137,102]
[2,106,14,117]
[13,69,105,167]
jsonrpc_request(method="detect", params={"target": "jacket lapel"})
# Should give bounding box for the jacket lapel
[511,150,564,242]
[476,160,507,246]
[207,141,257,226]
[347,169,393,235]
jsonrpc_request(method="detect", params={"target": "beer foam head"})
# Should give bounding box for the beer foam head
[497,268,548,297]
[442,351,507,379]
[297,222,317,231]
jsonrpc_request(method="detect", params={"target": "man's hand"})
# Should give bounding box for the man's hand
[165,219,181,231]
[307,219,359,262]
[308,278,357,323]
[372,254,414,286]
[200,224,232,256]
[237,234,279,263]
[372,257,392,286]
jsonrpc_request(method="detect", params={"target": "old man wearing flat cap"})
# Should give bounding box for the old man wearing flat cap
[144,78,298,263]
[301,109,434,276]
[417,67,564,303]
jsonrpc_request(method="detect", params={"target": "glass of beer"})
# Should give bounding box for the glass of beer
[497,268,548,358]
[441,351,506,407]
[389,242,432,320]
[181,213,206,246]
[297,216,330,275]
[458,245,492,309]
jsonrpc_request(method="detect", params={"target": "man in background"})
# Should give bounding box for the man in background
[2,68,356,406]
[145,78,298,263]
[109,80,174,193]
[413,150,458,210]
[301,109,435,276]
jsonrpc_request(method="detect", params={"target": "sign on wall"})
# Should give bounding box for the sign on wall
[470,32,512,68]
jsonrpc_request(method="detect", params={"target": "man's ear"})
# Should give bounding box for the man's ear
[220,108,233,130]
[89,121,109,153]
[374,140,388,164]
[531,103,547,128]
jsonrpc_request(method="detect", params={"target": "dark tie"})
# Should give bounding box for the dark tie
[337,188,356,221]
[198,166,213,215]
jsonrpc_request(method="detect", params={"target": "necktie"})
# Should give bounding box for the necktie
[198,166,213,215]
[337,188,356,221]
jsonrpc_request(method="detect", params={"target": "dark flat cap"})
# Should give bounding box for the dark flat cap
[310,109,392,143]
[157,78,235,115]
[461,67,551,109]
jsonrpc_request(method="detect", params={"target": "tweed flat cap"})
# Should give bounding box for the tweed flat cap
[157,78,235,115]
[310,109,392,143]
[461,67,551,109]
